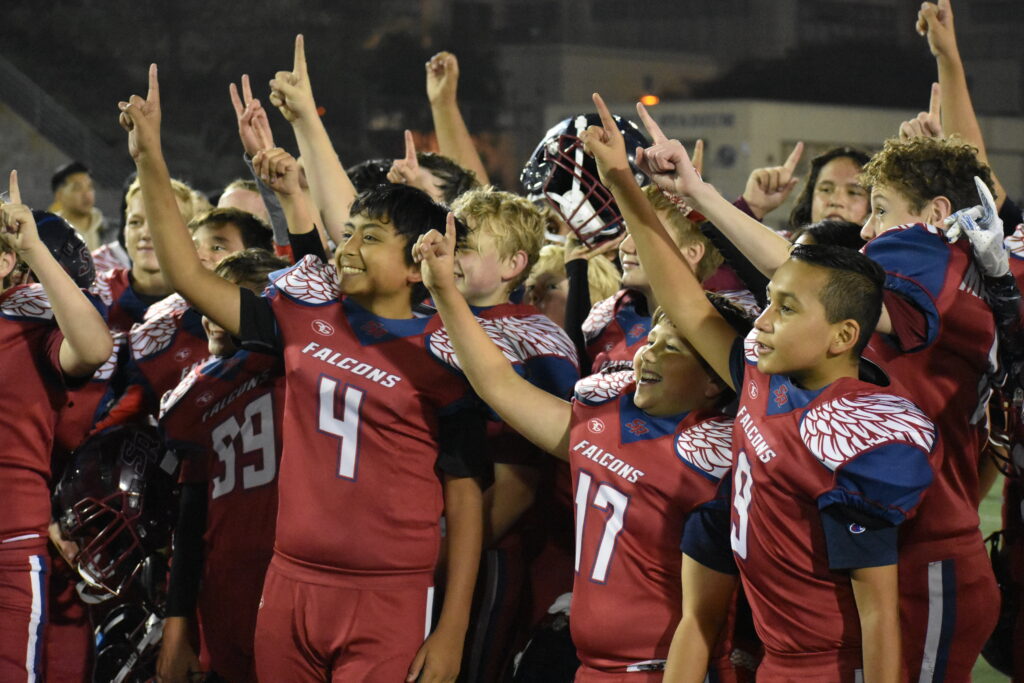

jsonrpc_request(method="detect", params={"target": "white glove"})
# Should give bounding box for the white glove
[943,176,1008,278]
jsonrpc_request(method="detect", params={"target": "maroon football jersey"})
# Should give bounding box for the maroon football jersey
[582,290,650,375]
[90,267,152,333]
[730,331,936,663]
[566,370,732,672]
[257,257,475,587]
[0,285,69,545]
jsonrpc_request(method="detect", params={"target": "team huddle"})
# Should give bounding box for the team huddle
[2,0,1023,681]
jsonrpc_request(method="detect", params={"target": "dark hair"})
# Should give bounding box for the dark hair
[51,161,91,193]
[188,207,273,252]
[788,243,885,355]
[651,294,754,406]
[416,153,479,204]
[790,220,866,250]
[347,159,392,194]
[349,184,469,304]
[214,248,289,288]
[117,171,137,250]
[860,136,995,214]
[788,147,871,229]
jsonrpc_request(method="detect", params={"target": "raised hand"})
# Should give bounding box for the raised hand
[388,130,444,200]
[633,101,709,203]
[413,212,458,294]
[917,0,957,59]
[268,34,317,123]
[577,93,631,186]
[118,63,162,161]
[252,147,302,197]
[426,51,459,107]
[742,141,804,219]
[230,74,276,156]
[0,171,41,256]
[564,231,625,265]
[899,82,943,141]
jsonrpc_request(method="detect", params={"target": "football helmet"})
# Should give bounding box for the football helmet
[33,210,96,288]
[521,113,649,248]
[53,425,178,597]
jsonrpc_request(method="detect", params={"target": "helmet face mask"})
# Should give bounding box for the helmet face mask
[522,113,650,248]
[53,426,177,598]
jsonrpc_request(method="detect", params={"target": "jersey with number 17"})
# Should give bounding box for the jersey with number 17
[245,256,478,587]
[567,371,733,672]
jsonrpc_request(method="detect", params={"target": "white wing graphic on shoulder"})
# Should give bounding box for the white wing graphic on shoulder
[159,364,204,419]
[485,314,579,366]
[742,328,760,363]
[573,370,633,405]
[89,269,117,306]
[1,284,53,321]
[581,293,620,342]
[272,255,338,304]
[428,318,520,371]
[143,293,188,321]
[676,416,734,479]
[800,393,936,470]
[130,313,180,360]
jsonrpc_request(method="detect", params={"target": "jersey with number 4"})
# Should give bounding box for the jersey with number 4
[729,330,936,659]
[249,256,476,587]
[567,370,733,672]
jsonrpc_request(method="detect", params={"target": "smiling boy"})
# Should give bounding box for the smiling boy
[581,94,937,682]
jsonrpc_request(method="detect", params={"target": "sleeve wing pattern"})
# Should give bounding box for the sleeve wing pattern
[581,293,619,342]
[130,312,180,361]
[573,370,633,405]
[0,284,53,322]
[800,393,936,471]
[675,416,734,481]
[271,255,339,305]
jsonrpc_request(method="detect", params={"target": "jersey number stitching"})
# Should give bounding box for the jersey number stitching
[318,376,366,480]
[574,470,630,583]
[210,393,277,499]
[730,450,753,559]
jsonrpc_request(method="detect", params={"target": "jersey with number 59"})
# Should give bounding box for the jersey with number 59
[237,256,482,588]
[566,370,732,673]
[727,330,936,669]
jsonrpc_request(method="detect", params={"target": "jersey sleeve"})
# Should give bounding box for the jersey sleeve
[238,287,282,355]
[801,393,936,528]
[863,225,949,351]
[728,332,752,390]
[681,477,738,576]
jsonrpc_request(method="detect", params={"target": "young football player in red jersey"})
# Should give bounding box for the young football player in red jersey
[0,171,113,682]
[119,64,485,682]
[581,94,938,682]
[416,210,753,680]
[157,249,289,683]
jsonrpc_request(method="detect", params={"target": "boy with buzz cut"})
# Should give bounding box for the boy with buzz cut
[120,64,486,683]
[441,187,580,679]
[581,94,938,682]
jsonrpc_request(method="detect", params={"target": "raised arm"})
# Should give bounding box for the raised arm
[119,64,242,334]
[581,94,739,389]
[415,214,573,458]
[426,51,490,185]
[269,35,356,244]
[1,171,112,377]
[740,141,804,221]
[917,0,1006,207]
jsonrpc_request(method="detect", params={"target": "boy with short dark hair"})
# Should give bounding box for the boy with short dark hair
[581,95,937,681]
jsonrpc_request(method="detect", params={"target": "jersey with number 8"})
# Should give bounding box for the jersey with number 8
[567,371,733,673]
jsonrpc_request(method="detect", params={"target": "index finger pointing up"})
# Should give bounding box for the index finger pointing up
[591,93,617,135]
[783,141,804,172]
[404,130,418,164]
[928,82,941,118]
[294,34,307,76]
[8,170,20,205]
[147,63,160,104]
[635,102,667,143]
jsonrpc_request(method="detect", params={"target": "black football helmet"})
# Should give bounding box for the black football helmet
[32,210,95,288]
[521,113,650,248]
[53,425,178,597]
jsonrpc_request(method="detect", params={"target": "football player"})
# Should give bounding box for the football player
[585,94,937,681]
[119,64,486,682]
[0,171,112,681]
[415,209,753,679]
[157,249,289,683]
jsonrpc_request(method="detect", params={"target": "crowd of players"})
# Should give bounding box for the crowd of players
[2,0,1023,680]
